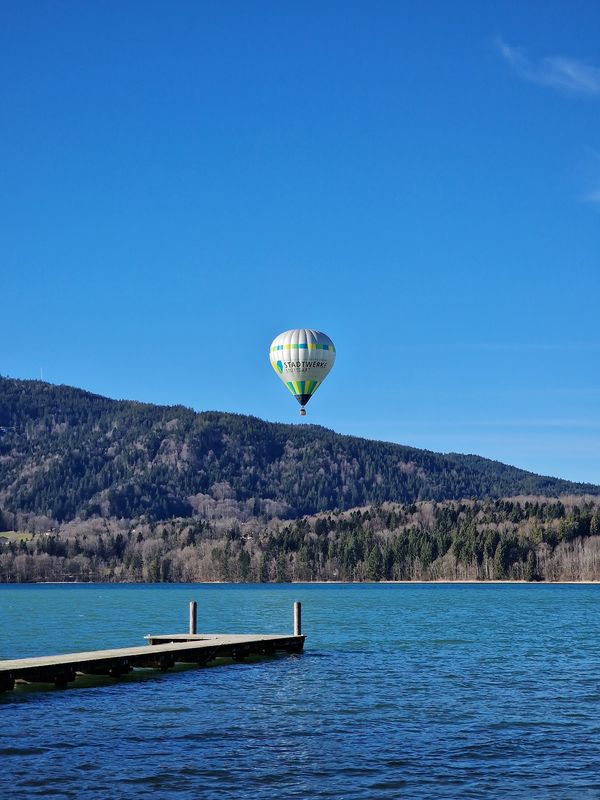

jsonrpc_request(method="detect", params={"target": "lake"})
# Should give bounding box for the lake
[2,583,600,799]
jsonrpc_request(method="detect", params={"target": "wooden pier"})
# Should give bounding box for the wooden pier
[0,601,305,693]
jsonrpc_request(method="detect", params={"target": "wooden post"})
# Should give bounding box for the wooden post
[189,600,197,635]
[293,601,301,636]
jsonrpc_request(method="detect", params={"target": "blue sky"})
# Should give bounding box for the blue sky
[2,2,599,483]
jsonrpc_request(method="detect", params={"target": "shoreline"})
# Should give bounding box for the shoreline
[3,579,600,586]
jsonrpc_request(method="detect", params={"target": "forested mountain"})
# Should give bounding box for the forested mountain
[0,376,598,528]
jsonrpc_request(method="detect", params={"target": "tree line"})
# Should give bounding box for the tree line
[2,497,600,583]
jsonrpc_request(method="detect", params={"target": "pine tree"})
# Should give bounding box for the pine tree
[366,546,383,581]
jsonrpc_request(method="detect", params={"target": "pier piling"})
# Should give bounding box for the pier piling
[189,600,197,635]
[293,601,301,636]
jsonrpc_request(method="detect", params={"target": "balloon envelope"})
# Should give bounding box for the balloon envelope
[269,329,336,409]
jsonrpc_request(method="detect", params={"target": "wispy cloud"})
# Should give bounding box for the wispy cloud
[354,419,600,432]
[496,38,600,96]
[585,188,600,204]
[383,342,600,354]
[584,149,600,205]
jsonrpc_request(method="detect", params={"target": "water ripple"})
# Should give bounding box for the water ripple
[2,583,600,798]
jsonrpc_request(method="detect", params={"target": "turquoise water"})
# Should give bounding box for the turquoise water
[2,583,600,799]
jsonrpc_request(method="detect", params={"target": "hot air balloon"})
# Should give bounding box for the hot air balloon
[269,329,336,416]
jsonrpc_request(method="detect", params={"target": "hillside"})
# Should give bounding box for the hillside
[0,376,598,528]
[2,497,600,583]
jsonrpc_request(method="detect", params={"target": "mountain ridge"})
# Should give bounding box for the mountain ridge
[0,375,598,526]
